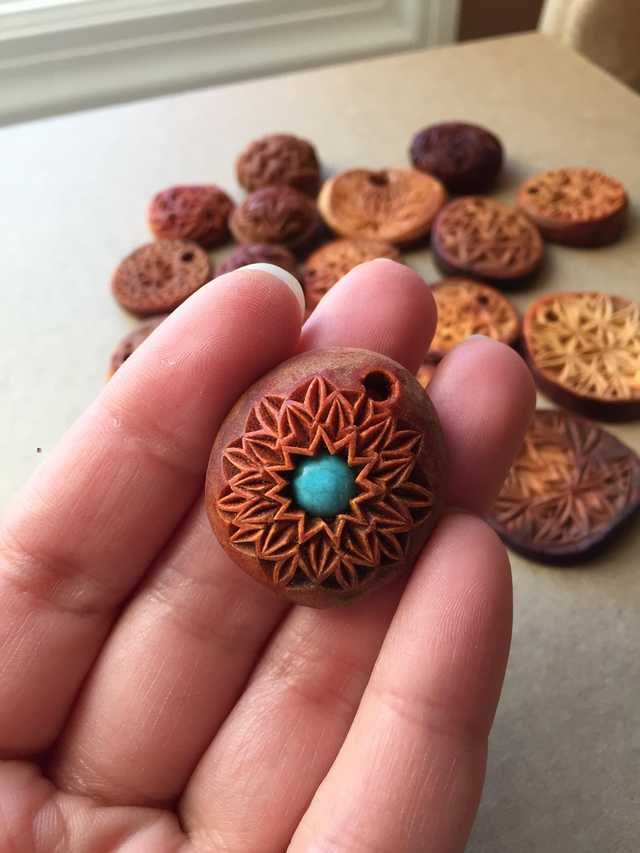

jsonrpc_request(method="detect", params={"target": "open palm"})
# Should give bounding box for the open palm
[0,260,534,852]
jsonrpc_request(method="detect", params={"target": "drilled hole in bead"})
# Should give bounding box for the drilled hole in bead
[181,251,194,263]
[362,370,394,401]
[368,172,389,188]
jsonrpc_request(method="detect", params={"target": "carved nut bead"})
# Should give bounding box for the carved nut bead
[432,196,544,285]
[236,133,321,196]
[517,168,628,247]
[318,168,446,245]
[410,121,503,194]
[523,291,640,421]
[230,186,321,253]
[148,185,234,248]
[489,409,640,562]
[206,347,447,608]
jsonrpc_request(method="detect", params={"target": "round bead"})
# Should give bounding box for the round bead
[290,452,357,517]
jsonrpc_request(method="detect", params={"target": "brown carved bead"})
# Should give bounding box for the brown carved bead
[523,291,640,421]
[517,168,628,247]
[111,240,212,316]
[432,196,544,284]
[216,243,298,278]
[206,347,447,608]
[429,279,520,359]
[230,186,321,252]
[108,315,166,378]
[302,239,401,312]
[318,168,446,245]
[410,121,503,194]
[488,409,640,562]
[236,133,321,196]
[148,185,234,248]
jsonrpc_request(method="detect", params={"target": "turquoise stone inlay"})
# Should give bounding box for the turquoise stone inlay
[290,452,357,517]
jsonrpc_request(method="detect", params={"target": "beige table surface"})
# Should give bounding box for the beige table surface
[1,31,639,852]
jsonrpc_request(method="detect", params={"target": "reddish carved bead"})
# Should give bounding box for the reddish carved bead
[206,347,447,608]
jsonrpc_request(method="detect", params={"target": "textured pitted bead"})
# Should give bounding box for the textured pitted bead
[410,121,503,194]
[229,186,321,252]
[236,133,321,196]
[206,347,447,608]
[517,168,628,246]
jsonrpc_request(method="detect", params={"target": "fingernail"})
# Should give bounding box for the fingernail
[243,263,305,320]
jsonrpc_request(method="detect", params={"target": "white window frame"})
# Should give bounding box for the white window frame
[0,0,461,126]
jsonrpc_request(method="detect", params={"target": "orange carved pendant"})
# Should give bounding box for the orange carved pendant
[206,348,447,607]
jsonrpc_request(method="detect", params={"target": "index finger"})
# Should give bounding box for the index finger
[0,265,304,755]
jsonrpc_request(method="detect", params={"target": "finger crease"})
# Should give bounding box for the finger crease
[142,567,256,651]
[369,681,489,747]
[0,530,124,618]
[102,394,207,483]
[261,639,372,719]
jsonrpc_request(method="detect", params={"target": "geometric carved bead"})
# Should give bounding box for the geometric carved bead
[524,291,640,422]
[488,408,640,563]
[206,347,447,607]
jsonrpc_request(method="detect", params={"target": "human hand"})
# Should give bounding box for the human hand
[0,260,534,852]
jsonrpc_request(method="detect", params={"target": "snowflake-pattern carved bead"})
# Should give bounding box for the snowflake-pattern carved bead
[524,292,640,412]
[489,409,640,561]
[216,374,434,592]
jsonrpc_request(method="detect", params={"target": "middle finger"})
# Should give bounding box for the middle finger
[50,260,436,805]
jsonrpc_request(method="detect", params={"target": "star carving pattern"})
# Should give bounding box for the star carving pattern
[216,375,434,590]
[437,198,541,273]
[527,293,640,401]
[490,409,640,554]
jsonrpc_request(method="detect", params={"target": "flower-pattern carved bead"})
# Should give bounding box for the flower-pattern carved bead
[216,375,434,591]
[433,197,543,280]
[525,292,640,405]
[489,409,640,560]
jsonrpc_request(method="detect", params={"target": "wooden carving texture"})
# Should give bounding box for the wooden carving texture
[521,169,626,221]
[231,186,318,247]
[216,375,434,591]
[302,239,400,311]
[431,280,519,354]
[149,185,233,246]
[527,293,640,402]
[436,198,541,275]
[236,134,320,196]
[320,169,445,242]
[492,409,640,555]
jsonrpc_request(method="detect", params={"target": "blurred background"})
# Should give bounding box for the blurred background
[2,0,639,126]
